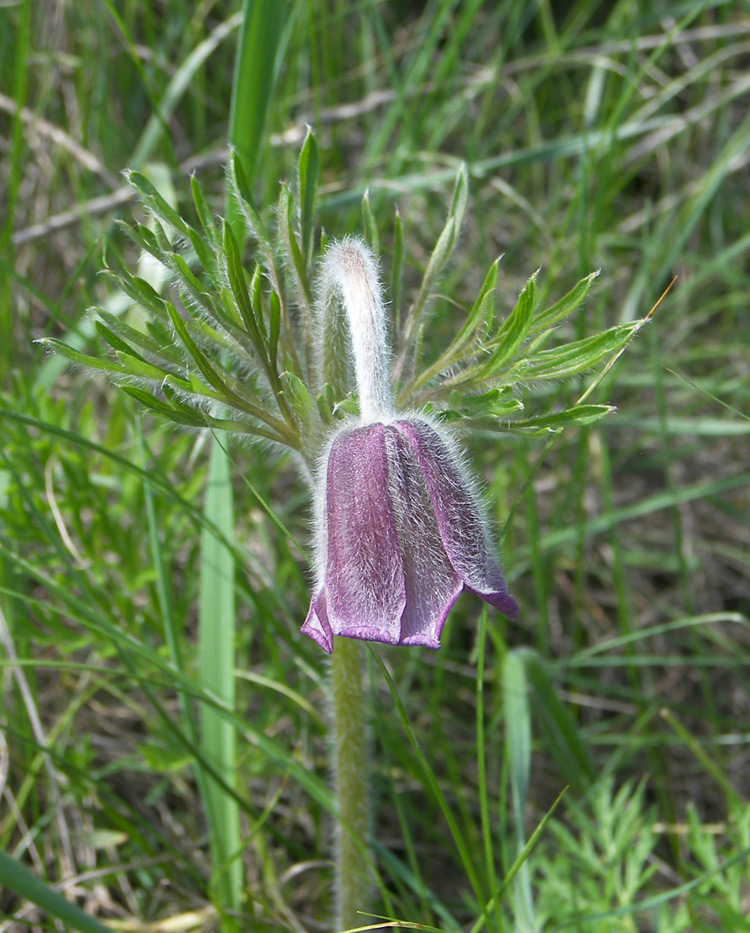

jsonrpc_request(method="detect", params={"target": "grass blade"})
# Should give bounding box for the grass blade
[228,0,284,184]
[199,436,242,917]
[0,849,113,933]
[503,650,535,932]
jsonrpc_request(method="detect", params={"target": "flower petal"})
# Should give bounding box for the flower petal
[398,418,520,620]
[323,423,406,646]
[385,425,463,648]
[301,589,334,654]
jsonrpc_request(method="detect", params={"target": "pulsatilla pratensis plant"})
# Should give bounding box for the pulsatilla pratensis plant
[41,141,639,651]
[41,134,645,927]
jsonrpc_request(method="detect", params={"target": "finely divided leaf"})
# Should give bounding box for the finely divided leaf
[530,270,600,334]
[522,322,640,380]
[481,269,538,374]
[510,404,614,434]
[298,127,319,267]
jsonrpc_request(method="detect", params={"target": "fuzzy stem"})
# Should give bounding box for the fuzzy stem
[330,637,371,929]
[318,238,393,421]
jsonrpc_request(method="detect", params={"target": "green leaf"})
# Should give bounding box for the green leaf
[118,220,171,267]
[315,383,338,425]
[36,337,127,375]
[166,304,222,385]
[229,151,277,278]
[280,182,313,310]
[510,404,615,434]
[444,386,523,423]
[169,252,215,314]
[268,290,281,366]
[399,165,468,347]
[185,226,214,274]
[298,126,319,267]
[191,173,219,247]
[126,169,190,239]
[522,322,640,380]
[221,223,267,351]
[162,374,218,405]
[279,370,313,425]
[333,393,360,418]
[151,218,173,256]
[165,303,255,415]
[440,403,525,427]
[404,259,501,402]
[0,849,113,933]
[120,384,206,426]
[361,189,379,256]
[122,383,265,438]
[105,268,166,316]
[481,269,538,374]
[129,178,213,285]
[171,257,256,359]
[530,269,600,334]
[94,319,143,357]
[113,350,170,382]
[316,393,333,425]
[445,258,499,362]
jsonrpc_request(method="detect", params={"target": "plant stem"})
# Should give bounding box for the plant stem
[330,638,371,930]
[318,239,394,422]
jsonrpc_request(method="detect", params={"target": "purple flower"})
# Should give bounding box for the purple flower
[302,415,519,654]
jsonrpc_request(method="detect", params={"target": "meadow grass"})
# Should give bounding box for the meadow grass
[1,1,749,931]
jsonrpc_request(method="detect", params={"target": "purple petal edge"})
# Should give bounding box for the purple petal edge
[301,590,334,654]
[398,582,463,648]
[469,586,520,619]
[397,418,520,621]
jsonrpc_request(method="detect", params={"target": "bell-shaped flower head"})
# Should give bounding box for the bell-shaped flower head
[302,239,518,654]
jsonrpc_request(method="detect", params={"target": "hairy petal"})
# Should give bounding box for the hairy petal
[398,418,519,619]
[322,423,406,645]
[385,425,463,648]
[301,589,334,654]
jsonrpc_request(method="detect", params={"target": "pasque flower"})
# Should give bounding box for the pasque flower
[302,238,518,654]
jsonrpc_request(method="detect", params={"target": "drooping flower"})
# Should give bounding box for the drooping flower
[302,415,519,653]
[302,237,518,654]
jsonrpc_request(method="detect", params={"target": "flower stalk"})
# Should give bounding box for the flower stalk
[330,638,371,929]
[317,240,383,926]
[311,239,518,925]
[316,237,393,420]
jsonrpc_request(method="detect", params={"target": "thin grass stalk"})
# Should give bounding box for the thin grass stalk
[0,0,31,385]
[194,2,286,923]
[199,438,242,923]
[502,651,535,929]
[476,609,505,933]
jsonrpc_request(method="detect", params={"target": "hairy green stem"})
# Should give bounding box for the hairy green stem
[330,638,371,930]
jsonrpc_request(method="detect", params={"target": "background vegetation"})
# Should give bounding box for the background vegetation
[1,0,749,930]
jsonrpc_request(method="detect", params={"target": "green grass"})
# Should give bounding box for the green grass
[1,0,749,930]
